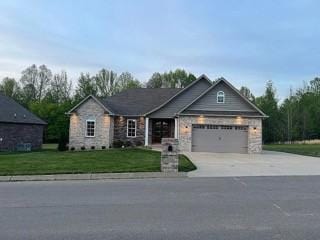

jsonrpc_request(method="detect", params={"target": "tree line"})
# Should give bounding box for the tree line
[0,65,196,144]
[1,64,319,145]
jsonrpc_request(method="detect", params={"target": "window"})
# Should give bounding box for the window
[127,119,137,137]
[86,120,95,137]
[217,91,225,103]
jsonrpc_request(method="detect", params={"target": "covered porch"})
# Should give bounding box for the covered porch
[144,118,179,146]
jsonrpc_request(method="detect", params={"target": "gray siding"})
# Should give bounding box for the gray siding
[148,78,211,118]
[185,81,258,112]
[0,123,44,151]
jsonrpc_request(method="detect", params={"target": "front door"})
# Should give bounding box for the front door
[152,120,172,143]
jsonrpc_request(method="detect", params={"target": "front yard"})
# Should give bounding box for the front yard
[263,144,320,157]
[0,147,196,176]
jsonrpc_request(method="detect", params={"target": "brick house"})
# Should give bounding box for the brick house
[68,75,267,153]
[0,93,46,151]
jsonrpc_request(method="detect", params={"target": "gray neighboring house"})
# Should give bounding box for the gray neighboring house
[68,75,267,153]
[0,93,46,151]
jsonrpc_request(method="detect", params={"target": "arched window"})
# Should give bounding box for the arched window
[217,91,225,103]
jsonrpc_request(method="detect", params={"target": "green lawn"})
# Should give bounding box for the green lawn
[263,144,320,157]
[0,148,196,176]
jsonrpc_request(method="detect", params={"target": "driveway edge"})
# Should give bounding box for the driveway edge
[0,172,187,182]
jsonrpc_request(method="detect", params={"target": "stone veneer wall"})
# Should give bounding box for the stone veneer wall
[113,116,145,146]
[69,98,112,150]
[0,123,44,151]
[179,116,262,153]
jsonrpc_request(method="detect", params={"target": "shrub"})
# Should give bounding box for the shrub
[124,141,132,147]
[57,134,68,151]
[101,146,106,150]
[113,140,124,148]
[81,146,85,151]
[91,146,95,150]
[70,147,75,151]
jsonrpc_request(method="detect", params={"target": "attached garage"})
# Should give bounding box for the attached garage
[192,124,248,153]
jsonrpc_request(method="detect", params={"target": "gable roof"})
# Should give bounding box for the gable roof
[178,78,267,117]
[144,74,212,116]
[0,93,46,125]
[67,88,181,116]
[67,95,115,115]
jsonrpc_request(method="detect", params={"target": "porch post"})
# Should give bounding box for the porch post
[174,118,178,139]
[145,117,149,146]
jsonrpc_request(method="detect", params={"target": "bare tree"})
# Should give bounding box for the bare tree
[47,71,72,103]
[95,69,118,97]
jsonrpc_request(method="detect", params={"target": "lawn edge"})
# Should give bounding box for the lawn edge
[0,172,188,182]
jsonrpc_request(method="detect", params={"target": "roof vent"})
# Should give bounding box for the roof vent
[14,113,17,118]
[23,114,26,118]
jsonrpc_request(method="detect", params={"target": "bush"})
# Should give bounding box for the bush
[91,146,95,150]
[70,147,75,151]
[113,140,124,148]
[101,146,106,150]
[58,134,68,151]
[124,141,132,147]
[81,146,85,151]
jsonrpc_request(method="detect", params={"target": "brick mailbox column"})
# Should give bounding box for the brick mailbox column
[161,138,179,173]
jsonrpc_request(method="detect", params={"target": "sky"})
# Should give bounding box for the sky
[0,0,319,100]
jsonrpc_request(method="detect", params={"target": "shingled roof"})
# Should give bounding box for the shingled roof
[0,93,46,125]
[100,88,181,115]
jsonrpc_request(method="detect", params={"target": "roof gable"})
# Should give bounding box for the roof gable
[67,95,114,115]
[145,75,212,118]
[179,78,267,117]
[0,93,46,125]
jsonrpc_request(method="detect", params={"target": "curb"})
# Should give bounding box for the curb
[0,172,188,182]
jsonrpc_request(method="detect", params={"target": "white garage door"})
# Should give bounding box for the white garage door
[192,124,248,153]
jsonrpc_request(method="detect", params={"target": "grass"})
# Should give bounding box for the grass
[263,144,320,157]
[0,146,196,176]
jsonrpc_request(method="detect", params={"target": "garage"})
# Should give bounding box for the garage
[192,124,248,153]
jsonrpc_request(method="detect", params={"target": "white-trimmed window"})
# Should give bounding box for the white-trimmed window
[86,120,95,137]
[127,119,137,137]
[217,91,225,103]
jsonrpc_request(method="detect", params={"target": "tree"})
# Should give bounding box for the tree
[38,65,52,101]
[20,64,38,102]
[29,100,74,143]
[147,72,162,88]
[95,69,118,97]
[74,73,97,101]
[146,69,196,88]
[255,81,280,143]
[310,77,320,93]
[239,86,255,102]
[20,64,52,103]
[0,77,21,100]
[45,71,72,103]
[117,72,141,92]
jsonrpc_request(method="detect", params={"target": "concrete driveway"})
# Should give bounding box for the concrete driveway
[185,151,320,177]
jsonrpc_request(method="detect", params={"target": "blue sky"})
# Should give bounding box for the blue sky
[0,0,319,99]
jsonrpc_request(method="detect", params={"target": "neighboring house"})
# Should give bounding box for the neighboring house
[68,75,267,153]
[0,93,46,151]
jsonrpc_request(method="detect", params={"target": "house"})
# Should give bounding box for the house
[68,75,267,153]
[0,93,46,151]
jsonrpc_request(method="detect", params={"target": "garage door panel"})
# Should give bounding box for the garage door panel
[192,125,248,153]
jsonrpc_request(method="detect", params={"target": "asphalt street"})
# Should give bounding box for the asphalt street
[0,176,320,240]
